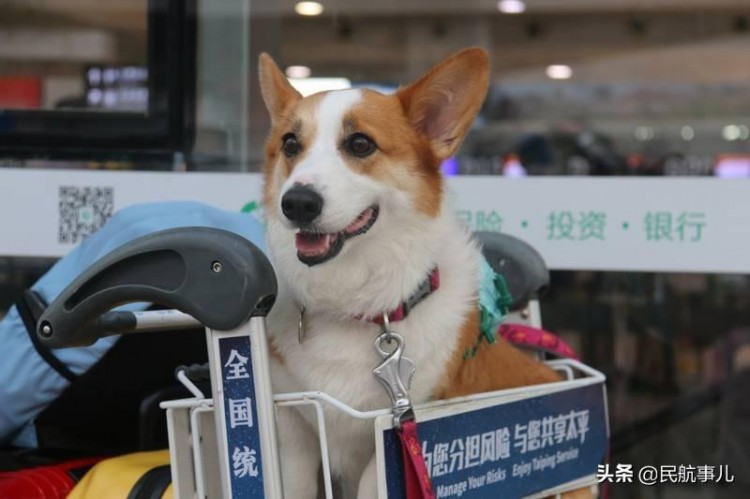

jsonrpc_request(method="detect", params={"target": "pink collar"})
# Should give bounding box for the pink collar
[364,268,441,325]
[497,323,579,360]
[357,269,578,360]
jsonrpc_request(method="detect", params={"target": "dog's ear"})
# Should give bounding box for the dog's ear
[397,48,489,160]
[258,53,302,124]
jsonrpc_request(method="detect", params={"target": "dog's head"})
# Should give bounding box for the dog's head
[259,48,489,270]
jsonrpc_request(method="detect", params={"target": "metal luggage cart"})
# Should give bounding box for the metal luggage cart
[34,227,608,498]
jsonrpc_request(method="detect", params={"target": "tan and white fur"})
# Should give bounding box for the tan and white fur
[258,48,593,499]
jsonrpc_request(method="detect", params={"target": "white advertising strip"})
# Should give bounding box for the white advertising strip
[449,176,749,274]
[0,168,747,273]
[0,168,263,259]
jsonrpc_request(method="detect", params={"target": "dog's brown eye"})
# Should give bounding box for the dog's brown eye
[282,133,301,158]
[345,133,376,158]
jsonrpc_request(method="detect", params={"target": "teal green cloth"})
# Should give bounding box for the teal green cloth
[477,258,513,345]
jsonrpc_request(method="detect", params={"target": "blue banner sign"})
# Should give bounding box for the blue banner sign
[219,335,264,498]
[382,383,607,498]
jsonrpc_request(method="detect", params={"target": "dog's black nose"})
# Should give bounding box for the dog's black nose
[281,185,324,224]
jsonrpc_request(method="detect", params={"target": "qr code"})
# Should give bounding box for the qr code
[58,186,114,244]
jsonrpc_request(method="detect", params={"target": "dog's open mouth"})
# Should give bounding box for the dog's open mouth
[295,206,379,266]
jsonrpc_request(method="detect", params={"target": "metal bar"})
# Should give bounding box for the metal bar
[162,359,602,416]
[132,309,202,330]
[312,401,334,499]
[166,407,197,499]
[273,360,604,421]
[547,358,607,383]
[191,405,213,499]
[161,398,213,410]
[527,299,543,328]
[99,309,202,337]
[206,327,233,498]
[551,364,575,381]
[205,319,285,498]
[177,368,207,400]
[198,408,224,499]
[248,317,285,498]
[275,400,335,499]
[274,391,391,420]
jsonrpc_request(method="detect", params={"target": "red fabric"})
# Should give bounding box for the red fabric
[0,77,42,109]
[498,323,579,360]
[371,304,405,325]
[397,420,435,499]
[429,269,440,290]
[0,457,102,498]
[368,268,441,325]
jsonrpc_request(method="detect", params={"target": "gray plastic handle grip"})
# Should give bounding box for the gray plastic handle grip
[37,227,277,348]
[475,231,549,310]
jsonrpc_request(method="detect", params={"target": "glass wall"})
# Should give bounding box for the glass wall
[0,0,748,496]
[2,1,748,173]
[0,1,148,113]
[246,1,750,176]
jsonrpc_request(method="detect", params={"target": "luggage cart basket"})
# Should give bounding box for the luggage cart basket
[35,227,608,499]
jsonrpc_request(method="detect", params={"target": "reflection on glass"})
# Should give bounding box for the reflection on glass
[0,1,148,112]
[84,65,148,112]
[260,2,750,177]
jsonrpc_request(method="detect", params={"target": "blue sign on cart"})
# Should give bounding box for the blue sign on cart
[219,335,264,498]
[381,383,608,498]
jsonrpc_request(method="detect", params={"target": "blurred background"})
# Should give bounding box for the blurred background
[1,0,749,175]
[1,1,749,497]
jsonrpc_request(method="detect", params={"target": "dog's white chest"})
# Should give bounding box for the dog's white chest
[276,312,432,412]
[268,283,470,477]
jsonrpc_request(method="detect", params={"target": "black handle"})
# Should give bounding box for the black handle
[475,232,549,310]
[37,227,277,348]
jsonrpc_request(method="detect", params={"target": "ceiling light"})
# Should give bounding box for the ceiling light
[295,2,324,16]
[497,0,526,14]
[723,125,740,141]
[680,126,694,141]
[635,126,654,141]
[738,125,749,140]
[546,65,572,80]
[285,65,311,79]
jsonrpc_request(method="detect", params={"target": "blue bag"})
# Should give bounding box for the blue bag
[0,201,266,448]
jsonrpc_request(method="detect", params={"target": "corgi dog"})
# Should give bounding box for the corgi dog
[258,48,594,499]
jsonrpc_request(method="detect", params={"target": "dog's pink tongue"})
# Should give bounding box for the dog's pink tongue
[296,232,332,257]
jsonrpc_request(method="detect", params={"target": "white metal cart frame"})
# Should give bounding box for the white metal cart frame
[35,227,608,499]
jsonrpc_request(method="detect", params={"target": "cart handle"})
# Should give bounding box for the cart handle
[476,231,549,311]
[36,227,277,348]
